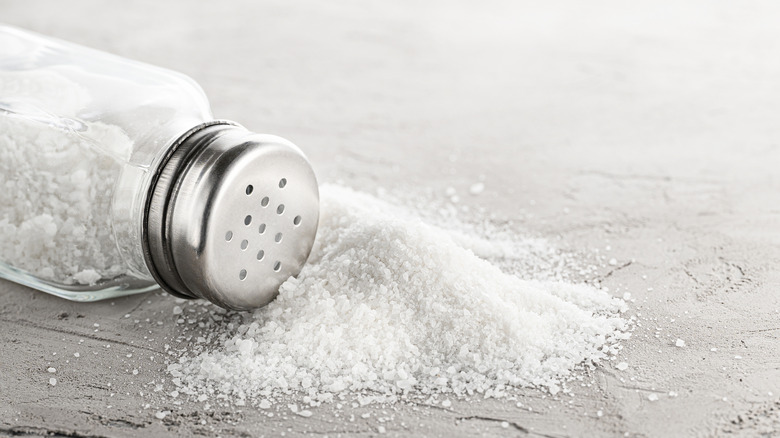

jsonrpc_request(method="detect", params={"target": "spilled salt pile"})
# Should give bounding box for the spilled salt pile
[170,185,630,405]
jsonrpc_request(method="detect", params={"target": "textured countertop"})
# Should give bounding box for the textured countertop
[1,1,779,436]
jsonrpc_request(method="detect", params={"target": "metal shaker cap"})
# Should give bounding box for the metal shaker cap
[143,121,319,310]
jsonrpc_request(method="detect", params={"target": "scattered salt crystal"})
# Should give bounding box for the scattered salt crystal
[675,339,686,348]
[616,362,628,371]
[608,258,618,266]
[501,421,509,428]
[710,348,717,352]
[377,426,386,433]
[48,378,57,386]
[73,353,80,358]
[441,399,452,408]
[297,410,313,418]
[172,306,183,315]
[734,355,742,360]
[597,410,603,417]
[155,411,169,420]
[47,367,56,373]
[469,182,485,195]
[648,394,658,401]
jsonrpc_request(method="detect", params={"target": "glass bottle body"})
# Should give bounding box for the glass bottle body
[0,25,213,300]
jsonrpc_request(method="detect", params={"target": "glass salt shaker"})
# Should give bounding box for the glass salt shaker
[0,25,320,310]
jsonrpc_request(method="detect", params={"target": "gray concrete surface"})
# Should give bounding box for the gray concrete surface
[1,1,779,436]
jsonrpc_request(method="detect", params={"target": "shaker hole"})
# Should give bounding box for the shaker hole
[258,223,267,234]
[245,185,253,195]
[261,197,269,207]
[277,204,285,214]
[275,232,283,243]
[273,261,281,272]
[256,250,265,261]
[293,215,302,226]
[244,215,252,226]
[225,231,233,241]
[279,178,287,188]
[240,240,249,250]
[239,269,247,280]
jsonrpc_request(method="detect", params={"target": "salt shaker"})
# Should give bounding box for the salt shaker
[0,25,320,310]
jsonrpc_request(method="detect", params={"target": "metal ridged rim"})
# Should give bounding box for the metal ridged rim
[141,120,239,300]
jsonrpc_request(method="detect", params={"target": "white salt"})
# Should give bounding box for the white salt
[648,394,659,401]
[675,339,686,348]
[47,367,56,373]
[48,378,57,386]
[72,269,102,285]
[616,362,629,371]
[173,185,630,405]
[0,70,132,284]
[469,182,485,195]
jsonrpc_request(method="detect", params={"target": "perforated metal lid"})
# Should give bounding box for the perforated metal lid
[143,122,319,310]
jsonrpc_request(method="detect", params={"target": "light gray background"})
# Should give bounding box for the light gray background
[1,1,779,436]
